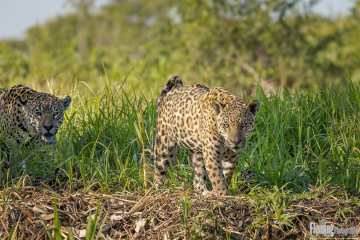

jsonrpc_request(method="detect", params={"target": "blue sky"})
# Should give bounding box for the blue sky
[0,0,355,40]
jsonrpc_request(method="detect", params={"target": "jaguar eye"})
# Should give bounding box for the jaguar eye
[241,123,246,128]
[53,107,60,116]
[36,112,42,117]
[223,124,229,128]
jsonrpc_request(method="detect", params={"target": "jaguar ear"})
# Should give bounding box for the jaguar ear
[213,100,225,115]
[247,100,259,116]
[61,96,72,110]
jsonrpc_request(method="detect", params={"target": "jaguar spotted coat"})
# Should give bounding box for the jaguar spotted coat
[0,85,71,165]
[154,76,259,196]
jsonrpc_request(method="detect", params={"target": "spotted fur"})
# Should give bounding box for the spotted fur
[157,75,183,110]
[0,85,71,163]
[154,76,259,196]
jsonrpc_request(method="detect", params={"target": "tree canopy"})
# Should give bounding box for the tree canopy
[1,0,360,94]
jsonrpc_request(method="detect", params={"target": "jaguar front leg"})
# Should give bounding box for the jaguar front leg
[0,149,11,186]
[202,144,228,196]
[153,135,177,189]
[222,149,241,186]
[191,152,208,195]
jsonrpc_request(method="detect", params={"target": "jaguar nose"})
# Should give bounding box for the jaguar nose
[231,138,242,146]
[43,124,54,131]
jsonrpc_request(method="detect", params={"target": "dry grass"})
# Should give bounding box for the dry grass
[1,182,359,239]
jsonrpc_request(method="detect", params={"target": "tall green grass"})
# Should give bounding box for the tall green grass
[2,79,360,196]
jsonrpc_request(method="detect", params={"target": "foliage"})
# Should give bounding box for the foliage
[180,190,191,239]
[1,0,360,93]
[1,79,359,196]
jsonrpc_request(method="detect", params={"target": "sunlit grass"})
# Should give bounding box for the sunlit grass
[1,78,359,196]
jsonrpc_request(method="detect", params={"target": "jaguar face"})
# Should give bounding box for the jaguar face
[19,94,71,144]
[214,99,259,152]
